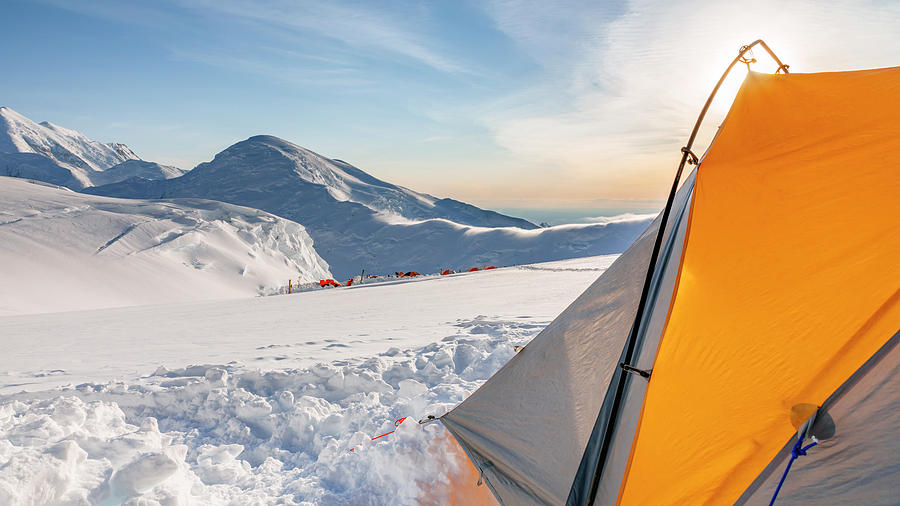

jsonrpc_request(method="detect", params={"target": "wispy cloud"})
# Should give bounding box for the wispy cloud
[479,0,900,197]
[182,0,468,75]
[169,48,375,88]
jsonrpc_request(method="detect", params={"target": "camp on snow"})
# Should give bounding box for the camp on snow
[434,40,900,505]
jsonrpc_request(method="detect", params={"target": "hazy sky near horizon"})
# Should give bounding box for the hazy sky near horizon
[2,0,898,209]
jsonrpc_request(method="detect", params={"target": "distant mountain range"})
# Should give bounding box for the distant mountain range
[1,107,653,281]
[87,135,648,278]
[0,107,183,188]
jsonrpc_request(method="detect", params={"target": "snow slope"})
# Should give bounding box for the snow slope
[90,159,186,186]
[0,255,615,504]
[0,177,330,315]
[88,135,650,278]
[0,107,184,188]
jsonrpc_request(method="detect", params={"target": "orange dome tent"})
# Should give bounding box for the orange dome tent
[436,41,900,505]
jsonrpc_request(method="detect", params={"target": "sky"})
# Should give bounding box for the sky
[2,0,899,212]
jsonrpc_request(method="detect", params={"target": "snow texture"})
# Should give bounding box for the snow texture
[88,135,650,278]
[0,107,184,189]
[0,255,614,505]
[0,177,330,316]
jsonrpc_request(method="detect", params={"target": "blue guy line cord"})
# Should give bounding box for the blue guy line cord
[768,435,819,506]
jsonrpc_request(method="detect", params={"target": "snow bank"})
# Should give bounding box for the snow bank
[0,317,540,505]
[0,177,331,315]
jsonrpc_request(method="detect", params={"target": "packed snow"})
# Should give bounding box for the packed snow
[0,255,616,505]
[0,107,183,189]
[0,177,330,316]
[88,135,651,278]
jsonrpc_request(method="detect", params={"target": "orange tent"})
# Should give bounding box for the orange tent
[437,41,900,505]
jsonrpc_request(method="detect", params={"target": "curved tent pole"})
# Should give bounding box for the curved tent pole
[577,39,788,506]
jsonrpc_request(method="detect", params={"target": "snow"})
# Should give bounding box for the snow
[88,135,651,279]
[0,107,182,189]
[0,255,615,505]
[0,177,330,316]
[89,160,186,187]
[0,108,651,504]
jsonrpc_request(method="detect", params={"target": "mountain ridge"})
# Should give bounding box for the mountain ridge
[88,135,649,278]
[0,107,184,188]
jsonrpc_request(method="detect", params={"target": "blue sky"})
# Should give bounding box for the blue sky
[2,0,899,211]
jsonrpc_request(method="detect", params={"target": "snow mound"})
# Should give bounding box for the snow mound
[0,317,540,504]
[0,107,180,189]
[0,176,330,315]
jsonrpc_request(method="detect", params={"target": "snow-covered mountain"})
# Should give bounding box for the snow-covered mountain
[0,107,184,188]
[88,135,650,279]
[174,135,536,229]
[0,176,330,315]
[90,159,186,186]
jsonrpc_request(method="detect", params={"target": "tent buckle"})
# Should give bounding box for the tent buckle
[619,362,652,379]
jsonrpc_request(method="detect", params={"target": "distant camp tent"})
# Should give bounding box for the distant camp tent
[437,41,900,505]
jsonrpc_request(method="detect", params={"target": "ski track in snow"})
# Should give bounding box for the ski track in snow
[0,255,616,505]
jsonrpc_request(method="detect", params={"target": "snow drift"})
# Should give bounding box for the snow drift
[0,177,330,315]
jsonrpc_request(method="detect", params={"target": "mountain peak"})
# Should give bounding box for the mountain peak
[0,107,174,189]
[246,134,289,144]
[0,106,28,122]
[238,135,319,157]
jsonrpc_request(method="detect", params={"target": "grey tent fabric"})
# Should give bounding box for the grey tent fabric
[588,170,695,505]
[441,173,696,505]
[735,329,900,505]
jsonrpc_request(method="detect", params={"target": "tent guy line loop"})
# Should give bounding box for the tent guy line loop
[619,362,652,380]
[348,417,409,452]
[681,147,700,166]
[738,45,758,71]
[768,435,819,505]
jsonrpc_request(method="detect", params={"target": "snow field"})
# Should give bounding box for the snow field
[0,316,544,505]
[0,255,616,393]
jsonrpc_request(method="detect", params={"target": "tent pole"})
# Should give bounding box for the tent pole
[580,39,788,505]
